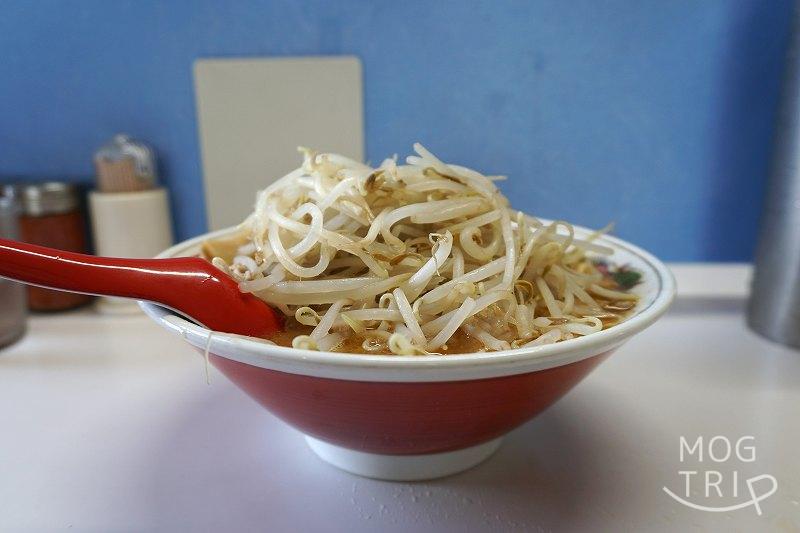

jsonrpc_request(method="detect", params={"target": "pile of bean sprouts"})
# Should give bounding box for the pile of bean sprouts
[207,143,639,355]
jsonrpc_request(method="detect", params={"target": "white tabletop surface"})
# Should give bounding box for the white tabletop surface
[1,266,798,532]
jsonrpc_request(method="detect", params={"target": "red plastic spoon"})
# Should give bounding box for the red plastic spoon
[0,238,283,338]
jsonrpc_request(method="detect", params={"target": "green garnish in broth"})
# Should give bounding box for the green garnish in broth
[612,269,642,290]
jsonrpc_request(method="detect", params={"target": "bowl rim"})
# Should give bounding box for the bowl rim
[139,224,675,382]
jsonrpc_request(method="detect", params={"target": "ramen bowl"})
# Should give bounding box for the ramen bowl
[140,226,675,481]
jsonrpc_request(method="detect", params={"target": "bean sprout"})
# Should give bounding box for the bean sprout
[206,143,640,353]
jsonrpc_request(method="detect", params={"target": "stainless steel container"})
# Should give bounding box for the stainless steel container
[747,2,800,349]
[0,187,28,349]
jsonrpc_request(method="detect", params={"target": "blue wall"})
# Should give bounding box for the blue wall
[0,0,793,261]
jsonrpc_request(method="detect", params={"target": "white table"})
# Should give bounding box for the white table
[1,266,798,532]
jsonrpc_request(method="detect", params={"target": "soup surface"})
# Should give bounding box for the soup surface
[264,277,636,355]
[268,324,486,355]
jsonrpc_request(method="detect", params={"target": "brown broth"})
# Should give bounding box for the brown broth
[267,302,634,355]
[269,323,485,355]
[205,238,641,355]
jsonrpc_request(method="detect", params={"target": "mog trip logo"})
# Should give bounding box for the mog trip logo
[662,435,778,515]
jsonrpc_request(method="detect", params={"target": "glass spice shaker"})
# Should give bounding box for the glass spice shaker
[0,187,27,348]
[17,182,94,311]
[94,134,158,192]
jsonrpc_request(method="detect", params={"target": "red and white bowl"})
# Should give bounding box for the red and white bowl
[140,226,675,480]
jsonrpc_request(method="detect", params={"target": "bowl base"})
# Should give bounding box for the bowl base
[305,436,503,481]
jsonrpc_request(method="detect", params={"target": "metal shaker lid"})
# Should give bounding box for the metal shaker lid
[15,182,80,217]
[94,134,158,188]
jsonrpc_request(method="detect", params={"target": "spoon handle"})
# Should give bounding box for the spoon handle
[0,238,282,337]
[1,238,204,298]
